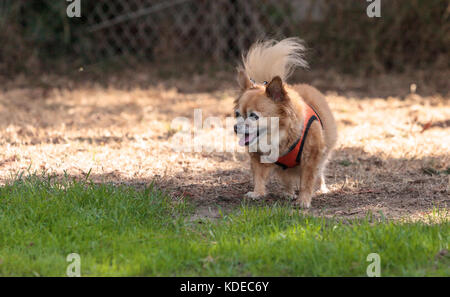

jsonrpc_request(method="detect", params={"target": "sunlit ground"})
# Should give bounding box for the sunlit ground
[0,72,449,220]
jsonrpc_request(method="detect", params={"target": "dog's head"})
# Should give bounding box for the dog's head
[233,38,307,159]
[234,70,293,152]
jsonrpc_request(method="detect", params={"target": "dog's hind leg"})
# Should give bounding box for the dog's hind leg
[317,157,330,194]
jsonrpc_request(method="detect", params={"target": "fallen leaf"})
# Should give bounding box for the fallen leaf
[421,121,432,133]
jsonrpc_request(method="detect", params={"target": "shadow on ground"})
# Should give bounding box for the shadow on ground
[47,147,447,221]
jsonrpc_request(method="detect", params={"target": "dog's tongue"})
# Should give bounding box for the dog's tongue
[239,134,250,146]
[239,133,257,146]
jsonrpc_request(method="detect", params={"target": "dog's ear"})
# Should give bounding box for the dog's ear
[237,69,252,91]
[265,76,286,101]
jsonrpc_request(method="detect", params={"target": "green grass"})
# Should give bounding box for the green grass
[0,174,448,276]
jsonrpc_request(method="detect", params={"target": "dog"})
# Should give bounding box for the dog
[233,38,337,208]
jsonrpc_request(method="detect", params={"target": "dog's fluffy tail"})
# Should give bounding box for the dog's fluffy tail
[242,37,308,84]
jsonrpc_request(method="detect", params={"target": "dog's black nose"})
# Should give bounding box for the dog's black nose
[234,124,238,133]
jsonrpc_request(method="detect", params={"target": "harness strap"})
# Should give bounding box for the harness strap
[275,104,322,169]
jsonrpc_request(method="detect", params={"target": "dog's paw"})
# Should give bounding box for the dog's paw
[283,192,296,201]
[245,191,263,200]
[294,199,311,209]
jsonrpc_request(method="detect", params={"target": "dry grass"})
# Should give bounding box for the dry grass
[0,71,448,221]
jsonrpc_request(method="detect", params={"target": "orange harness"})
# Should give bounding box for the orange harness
[275,104,322,169]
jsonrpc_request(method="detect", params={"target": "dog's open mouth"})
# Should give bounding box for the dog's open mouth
[238,132,258,146]
[238,129,266,146]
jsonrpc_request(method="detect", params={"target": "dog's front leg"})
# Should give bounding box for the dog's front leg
[246,155,272,199]
[297,122,325,208]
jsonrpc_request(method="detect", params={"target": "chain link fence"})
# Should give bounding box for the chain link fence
[0,0,448,75]
[82,0,323,65]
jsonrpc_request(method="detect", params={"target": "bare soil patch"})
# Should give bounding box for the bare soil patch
[1,72,448,221]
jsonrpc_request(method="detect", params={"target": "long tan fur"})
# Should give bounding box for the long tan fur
[242,37,308,84]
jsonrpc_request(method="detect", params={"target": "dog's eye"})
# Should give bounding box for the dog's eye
[249,112,259,120]
[235,111,240,118]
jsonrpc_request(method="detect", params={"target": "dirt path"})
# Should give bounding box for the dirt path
[1,74,449,220]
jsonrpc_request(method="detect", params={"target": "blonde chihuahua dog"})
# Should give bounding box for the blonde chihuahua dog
[233,38,337,208]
